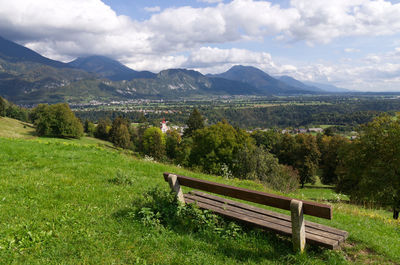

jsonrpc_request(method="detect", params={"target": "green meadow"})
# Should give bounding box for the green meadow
[0,117,399,264]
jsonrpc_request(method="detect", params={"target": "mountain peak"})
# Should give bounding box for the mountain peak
[0,35,70,68]
[210,65,308,94]
[68,55,155,81]
[158,68,204,78]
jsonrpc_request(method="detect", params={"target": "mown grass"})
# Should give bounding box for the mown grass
[0,137,399,264]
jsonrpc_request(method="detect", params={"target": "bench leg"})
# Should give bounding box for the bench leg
[168,174,185,204]
[290,199,305,252]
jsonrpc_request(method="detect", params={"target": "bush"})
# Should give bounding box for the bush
[131,187,243,238]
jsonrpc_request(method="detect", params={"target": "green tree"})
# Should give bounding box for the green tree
[130,123,149,153]
[337,114,400,219]
[251,129,281,153]
[109,117,131,149]
[143,127,166,160]
[84,120,96,137]
[183,108,205,137]
[0,97,7,117]
[175,137,192,167]
[31,103,83,138]
[189,121,253,175]
[165,129,181,160]
[276,133,320,187]
[294,134,321,187]
[318,135,349,185]
[95,118,111,140]
[233,144,299,192]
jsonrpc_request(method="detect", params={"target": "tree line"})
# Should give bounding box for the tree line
[0,96,29,122]
[89,108,399,219]
[75,97,400,130]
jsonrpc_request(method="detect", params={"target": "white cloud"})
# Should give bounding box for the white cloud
[1,0,400,91]
[184,46,297,75]
[123,54,187,73]
[144,6,161,13]
[3,0,400,59]
[288,0,400,43]
[344,48,360,53]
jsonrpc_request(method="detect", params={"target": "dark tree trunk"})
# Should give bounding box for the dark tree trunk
[394,209,399,220]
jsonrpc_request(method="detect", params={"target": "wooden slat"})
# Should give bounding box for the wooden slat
[190,191,348,239]
[185,193,345,243]
[183,194,339,249]
[164,172,332,219]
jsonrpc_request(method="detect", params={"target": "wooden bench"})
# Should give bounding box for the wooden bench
[163,172,348,252]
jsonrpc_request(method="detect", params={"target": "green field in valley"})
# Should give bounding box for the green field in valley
[0,117,399,264]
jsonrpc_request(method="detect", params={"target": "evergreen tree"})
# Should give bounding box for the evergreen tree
[109,117,131,149]
[0,97,7,117]
[166,129,181,160]
[95,118,111,140]
[183,108,205,137]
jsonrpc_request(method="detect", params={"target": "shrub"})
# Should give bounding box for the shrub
[131,187,243,238]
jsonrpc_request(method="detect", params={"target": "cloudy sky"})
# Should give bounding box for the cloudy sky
[1,0,400,91]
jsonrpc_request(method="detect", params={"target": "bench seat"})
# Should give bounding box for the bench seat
[184,190,348,250]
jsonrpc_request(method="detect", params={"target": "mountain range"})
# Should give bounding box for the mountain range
[0,36,348,104]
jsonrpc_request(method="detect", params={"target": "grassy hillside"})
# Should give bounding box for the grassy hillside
[0,119,399,264]
[0,116,113,147]
[0,117,35,138]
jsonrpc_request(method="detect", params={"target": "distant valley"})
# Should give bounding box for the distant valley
[0,36,347,105]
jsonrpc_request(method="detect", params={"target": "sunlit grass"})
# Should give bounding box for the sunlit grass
[0,117,35,139]
[0,136,399,264]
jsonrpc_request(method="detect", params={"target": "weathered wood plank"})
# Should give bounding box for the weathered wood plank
[164,172,332,219]
[185,193,345,243]
[183,194,339,249]
[190,191,348,239]
[290,199,306,252]
[168,174,185,204]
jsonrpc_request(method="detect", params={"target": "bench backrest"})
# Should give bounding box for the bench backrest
[163,172,332,219]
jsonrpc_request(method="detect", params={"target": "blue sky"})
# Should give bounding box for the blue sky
[1,0,400,91]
